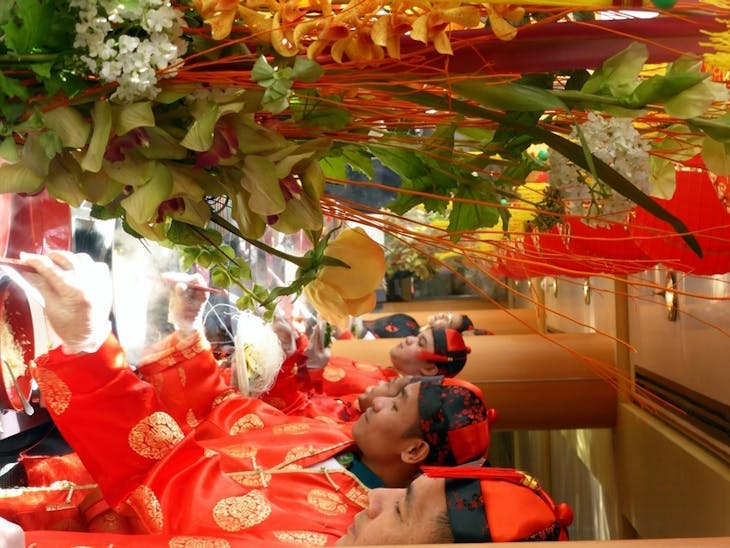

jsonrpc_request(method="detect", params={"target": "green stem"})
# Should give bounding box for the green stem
[0,54,58,64]
[210,212,312,268]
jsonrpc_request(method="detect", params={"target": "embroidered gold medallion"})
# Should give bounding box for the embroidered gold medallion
[322,366,345,382]
[34,368,71,415]
[213,491,271,531]
[307,488,347,516]
[128,412,184,459]
[273,531,329,545]
[229,414,264,435]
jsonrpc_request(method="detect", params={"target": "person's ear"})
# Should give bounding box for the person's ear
[401,439,430,464]
[419,363,438,376]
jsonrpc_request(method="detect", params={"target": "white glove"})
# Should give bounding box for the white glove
[0,516,24,548]
[304,322,330,369]
[21,251,113,355]
[162,272,209,337]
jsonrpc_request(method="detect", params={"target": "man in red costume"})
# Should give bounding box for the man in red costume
[10,251,494,544]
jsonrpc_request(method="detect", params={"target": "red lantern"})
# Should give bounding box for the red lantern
[562,216,657,274]
[630,170,730,275]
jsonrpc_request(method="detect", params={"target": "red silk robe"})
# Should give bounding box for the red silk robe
[307,355,400,399]
[29,333,370,545]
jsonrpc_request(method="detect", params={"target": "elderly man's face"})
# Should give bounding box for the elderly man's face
[335,474,448,545]
[388,329,438,376]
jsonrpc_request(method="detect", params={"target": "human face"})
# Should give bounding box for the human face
[357,375,413,412]
[428,312,463,331]
[389,329,438,376]
[352,382,421,461]
[336,474,447,545]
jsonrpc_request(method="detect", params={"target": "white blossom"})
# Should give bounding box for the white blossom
[71,0,187,102]
[548,112,650,224]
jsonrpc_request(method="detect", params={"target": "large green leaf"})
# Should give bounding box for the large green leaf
[0,162,44,193]
[452,81,566,112]
[581,42,647,97]
[701,137,730,176]
[241,155,286,215]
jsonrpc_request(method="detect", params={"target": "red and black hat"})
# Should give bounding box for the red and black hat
[417,376,496,466]
[457,314,474,332]
[418,327,471,377]
[422,465,574,542]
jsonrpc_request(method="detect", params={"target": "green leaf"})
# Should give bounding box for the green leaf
[666,79,730,120]
[166,221,214,246]
[240,155,286,215]
[81,101,113,173]
[452,81,566,112]
[688,114,730,143]
[649,156,676,199]
[342,146,374,178]
[0,138,19,163]
[46,155,85,207]
[0,72,29,100]
[3,0,54,54]
[114,102,155,136]
[140,127,188,160]
[0,162,44,193]
[120,162,174,223]
[701,136,730,176]
[180,101,219,151]
[581,42,646,97]
[292,56,323,82]
[621,73,708,109]
[43,106,90,149]
[251,55,275,84]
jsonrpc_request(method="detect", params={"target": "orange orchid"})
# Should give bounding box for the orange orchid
[330,27,385,64]
[486,4,525,41]
[193,0,240,40]
[370,12,413,59]
[410,5,481,55]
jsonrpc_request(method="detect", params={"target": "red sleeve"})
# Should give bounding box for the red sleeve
[310,356,399,397]
[135,331,234,431]
[33,335,174,506]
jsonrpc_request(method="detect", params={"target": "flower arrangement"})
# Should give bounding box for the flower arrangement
[1,1,729,322]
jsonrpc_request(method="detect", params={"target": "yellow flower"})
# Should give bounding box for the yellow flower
[193,0,240,40]
[304,227,385,327]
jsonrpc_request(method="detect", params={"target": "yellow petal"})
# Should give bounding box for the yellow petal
[346,292,377,317]
[410,14,430,44]
[489,13,518,41]
[304,279,350,328]
[318,227,385,300]
[442,6,481,28]
[433,31,453,55]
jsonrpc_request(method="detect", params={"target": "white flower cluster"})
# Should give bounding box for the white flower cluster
[548,112,650,224]
[71,0,188,102]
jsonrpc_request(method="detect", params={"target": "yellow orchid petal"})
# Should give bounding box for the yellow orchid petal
[410,14,430,45]
[489,12,518,41]
[330,36,351,64]
[433,30,453,55]
[442,6,481,29]
[208,11,237,40]
[271,12,300,56]
[370,14,392,47]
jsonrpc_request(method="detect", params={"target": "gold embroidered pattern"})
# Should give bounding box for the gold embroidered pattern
[128,484,163,532]
[322,366,345,382]
[213,491,271,531]
[284,445,317,463]
[314,416,337,425]
[34,368,71,415]
[228,471,271,487]
[169,536,230,548]
[273,423,310,435]
[128,412,184,459]
[211,389,238,408]
[273,531,329,545]
[226,445,258,459]
[204,448,218,458]
[344,485,369,508]
[355,363,378,373]
[178,367,187,387]
[307,488,347,516]
[229,413,264,435]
